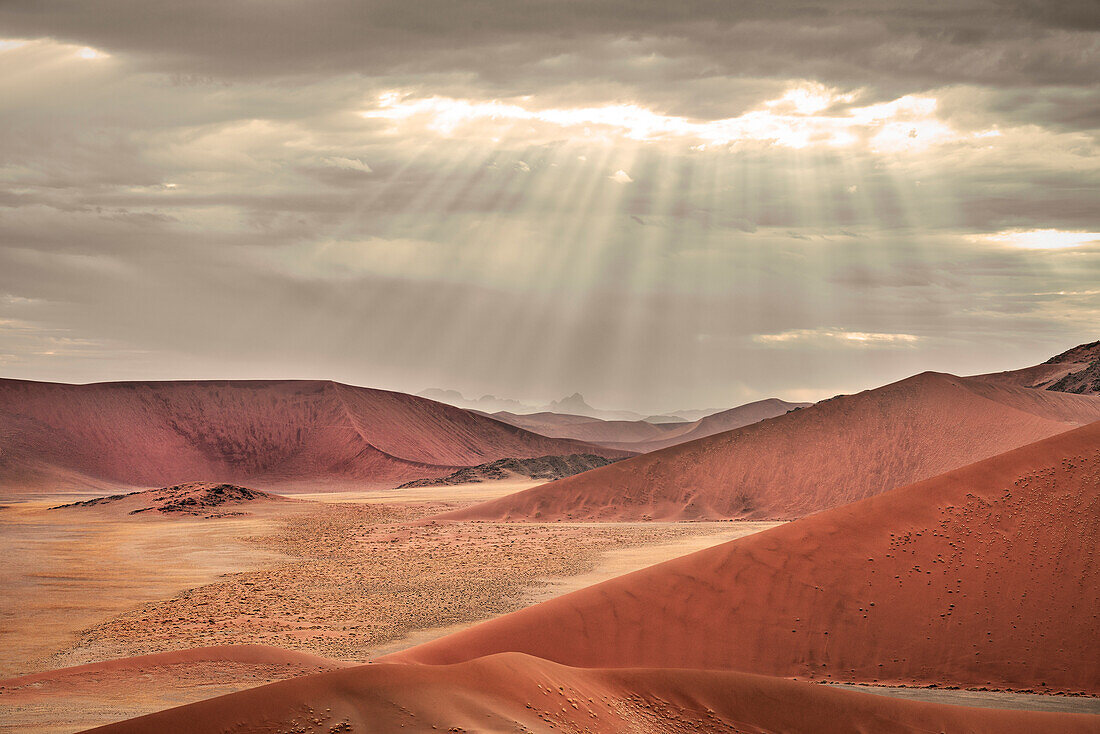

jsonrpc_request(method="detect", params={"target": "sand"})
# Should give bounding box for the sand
[290,479,544,504]
[81,652,1100,734]
[0,647,347,734]
[0,378,630,497]
[4,363,1099,733]
[57,507,762,664]
[444,371,1100,521]
[389,423,1100,694]
[0,499,303,678]
[1,493,773,732]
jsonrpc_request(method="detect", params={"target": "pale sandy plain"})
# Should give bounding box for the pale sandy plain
[0,484,775,733]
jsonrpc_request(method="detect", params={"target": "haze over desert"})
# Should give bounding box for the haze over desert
[1,1,1099,732]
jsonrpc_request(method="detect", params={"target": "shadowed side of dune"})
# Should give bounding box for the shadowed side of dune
[443,371,1100,521]
[81,653,1100,734]
[390,423,1100,694]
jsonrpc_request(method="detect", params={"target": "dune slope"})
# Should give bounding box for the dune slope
[446,371,1100,521]
[391,423,1100,694]
[81,652,1099,734]
[972,340,1100,395]
[0,379,629,495]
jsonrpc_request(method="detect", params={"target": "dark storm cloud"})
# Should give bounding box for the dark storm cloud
[1,1,1098,107]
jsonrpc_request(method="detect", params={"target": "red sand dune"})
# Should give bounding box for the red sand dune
[491,397,809,452]
[81,652,1099,734]
[0,379,630,496]
[445,371,1100,521]
[390,423,1100,694]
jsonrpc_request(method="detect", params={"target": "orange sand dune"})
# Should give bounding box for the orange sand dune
[445,371,1100,521]
[0,379,630,496]
[82,653,1100,734]
[391,423,1100,694]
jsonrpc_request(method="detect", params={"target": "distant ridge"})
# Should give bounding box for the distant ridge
[491,397,809,453]
[0,379,631,497]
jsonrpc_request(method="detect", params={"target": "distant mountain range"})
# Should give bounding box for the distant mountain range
[489,398,811,453]
[416,388,725,423]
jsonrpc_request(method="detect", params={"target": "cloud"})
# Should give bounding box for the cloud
[971,229,1100,250]
[359,87,988,152]
[753,328,923,348]
[323,156,372,173]
[0,2,1097,410]
[1,1,1097,104]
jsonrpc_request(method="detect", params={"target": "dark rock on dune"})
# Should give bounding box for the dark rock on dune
[973,340,1100,395]
[51,481,287,518]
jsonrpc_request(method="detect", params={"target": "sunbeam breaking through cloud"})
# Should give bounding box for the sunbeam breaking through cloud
[362,85,974,152]
[0,0,1097,410]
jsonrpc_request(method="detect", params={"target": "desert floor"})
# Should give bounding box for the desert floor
[3,481,1096,734]
[0,485,778,732]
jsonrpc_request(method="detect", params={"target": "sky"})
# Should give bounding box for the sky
[0,1,1097,413]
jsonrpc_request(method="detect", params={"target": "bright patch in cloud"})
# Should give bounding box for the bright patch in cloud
[975,229,1100,250]
[609,169,633,183]
[753,329,922,348]
[362,84,982,152]
[78,46,108,60]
